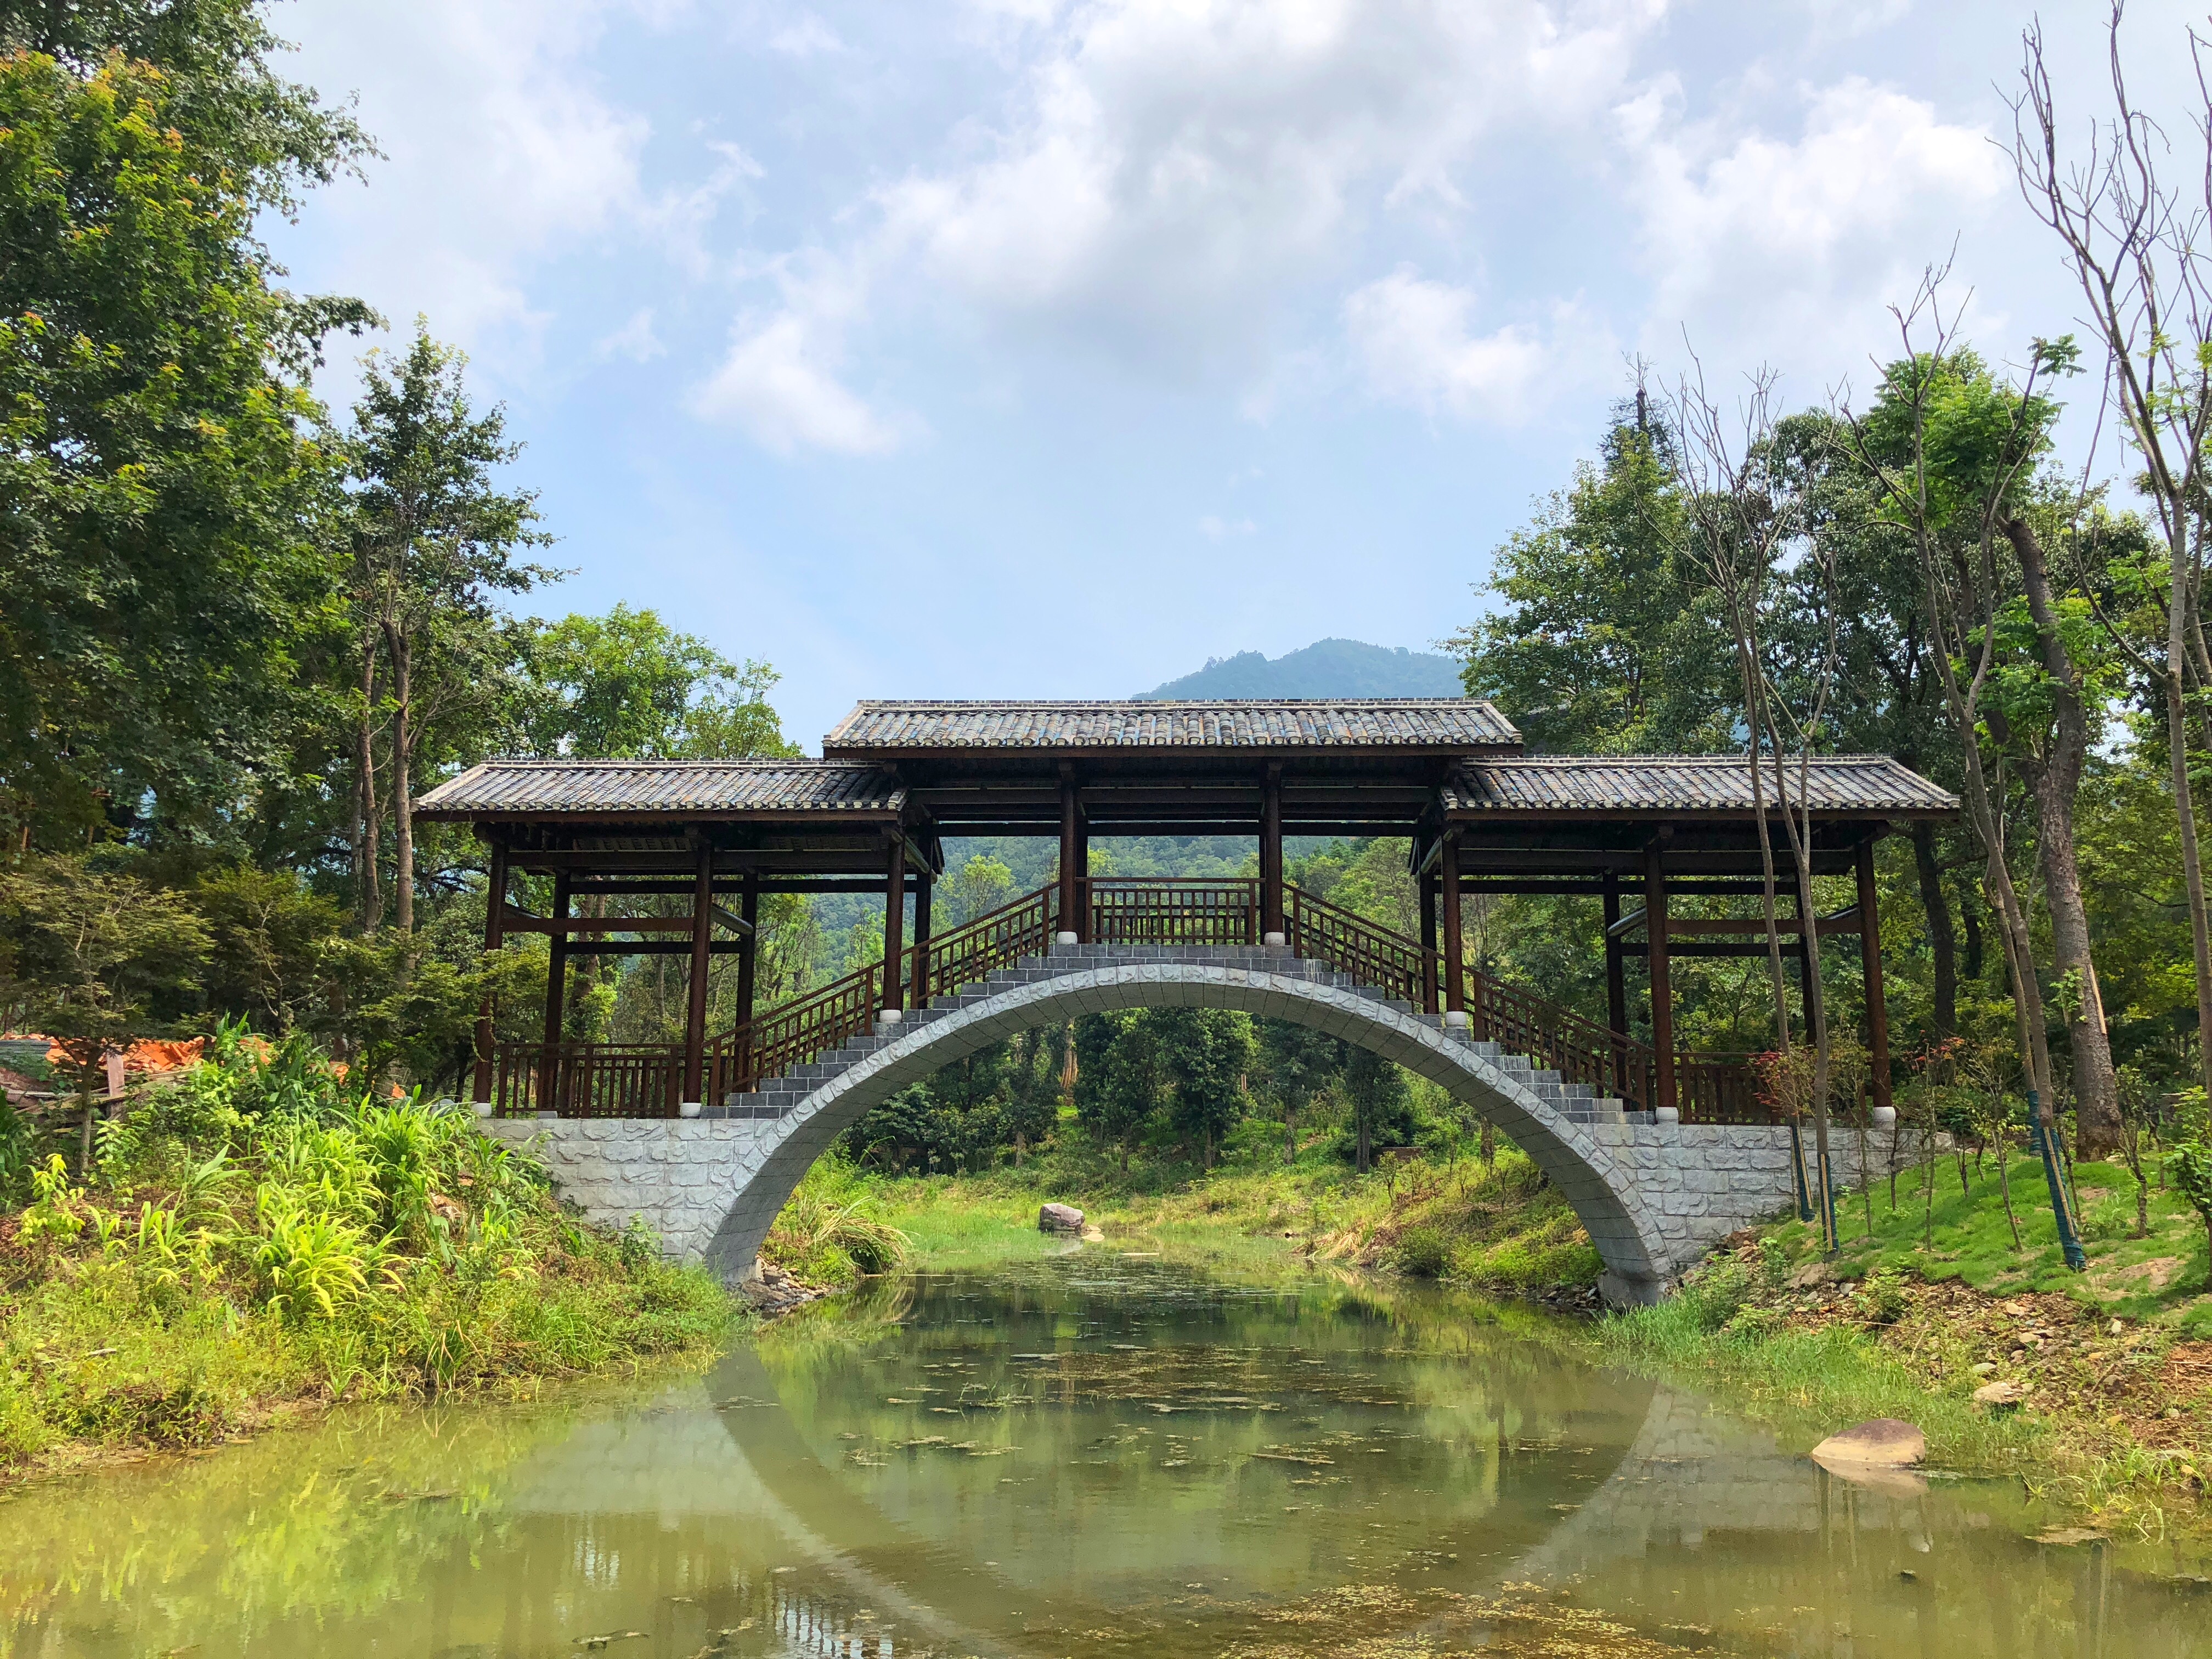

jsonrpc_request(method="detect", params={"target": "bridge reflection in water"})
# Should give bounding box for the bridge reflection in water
[0,1260,2196,1657]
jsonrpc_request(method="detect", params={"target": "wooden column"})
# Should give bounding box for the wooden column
[1419,871,1440,1015]
[735,875,759,1090]
[1058,769,1081,941]
[1440,831,1465,1015]
[472,839,507,1104]
[881,832,906,1014]
[910,871,934,1008]
[1602,870,1628,1039]
[539,873,571,1113]
[1644,846,1675,1118]
[1260,761,1285,942]
[682,840,714,1109]
[735,877,759,1026]
[1858,837,1893,1119]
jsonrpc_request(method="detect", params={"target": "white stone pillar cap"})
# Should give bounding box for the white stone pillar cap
[1262,931,1287,948]
[1056,930,1079,946]
[1443,1009,1471,1030]
[679,1100,703,1119]
[1655,1105,1680,1125]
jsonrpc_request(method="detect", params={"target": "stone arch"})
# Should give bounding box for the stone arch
[699,959,1678,1304]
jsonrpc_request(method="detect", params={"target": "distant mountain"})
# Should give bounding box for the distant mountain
[1139,638,1464,699]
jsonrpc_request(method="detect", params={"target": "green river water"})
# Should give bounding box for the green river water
[1,1252,2207,1657]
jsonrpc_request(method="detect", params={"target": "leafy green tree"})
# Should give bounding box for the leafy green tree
[1255,1017,1336,1161]
[0,853,209,1167]
[1448,390,1733,754]
[0,40,369,842]
[1074,1012,1161,1173]
[942,854,1017,927]
[346,323,550,933]
[1156,1008,1251,1169]
[190,865,348,1032]
[1339,1046,1413,1173]
[1850,342,2130,1154]
[522,604,792,759]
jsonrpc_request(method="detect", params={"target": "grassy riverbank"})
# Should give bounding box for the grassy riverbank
[0,1032,740,1481]
[1593,1156,2211,1537]
[826,1117,1602,1295]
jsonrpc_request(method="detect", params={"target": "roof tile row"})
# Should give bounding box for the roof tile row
[822,698,1521,751]
[1444,754,1956,814]
[414,759,905,817]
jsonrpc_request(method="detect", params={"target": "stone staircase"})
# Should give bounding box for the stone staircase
[709,941,1629,1127]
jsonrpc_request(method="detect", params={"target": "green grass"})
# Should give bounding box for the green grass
[1772,1148,2210,1327]
[852,1113,1600,1294]
[0,1032,743,1475]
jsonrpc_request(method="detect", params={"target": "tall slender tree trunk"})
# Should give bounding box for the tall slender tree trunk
[383,621,416,934]
[2006,516,2121,1153]
[2166,660,2212,1098]
[357,637,382,932]
[1911,820,1957,1035]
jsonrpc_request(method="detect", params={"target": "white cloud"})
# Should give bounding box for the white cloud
[1623,75,2006,370]
[1344,267,1604,421]
[691,258,908,456]
[1198,515,1257,539]
[766,13,844,55]
[282,0,657,362]
[595,307,666,362]
[868,0,1668,374]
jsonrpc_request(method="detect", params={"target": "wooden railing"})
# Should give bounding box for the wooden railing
[907,883,1060,1006]
[707,959,883,1104]
[1288,887,1427,1004]
[492,1041,684,1118]
[1283,888,1768,1121]
[1087,878,1259,945]
[499,877,1765,1122]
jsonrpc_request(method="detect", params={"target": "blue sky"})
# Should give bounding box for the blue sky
[264,1,2195,751]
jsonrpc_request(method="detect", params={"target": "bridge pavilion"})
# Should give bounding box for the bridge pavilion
[413,699,1956,1125]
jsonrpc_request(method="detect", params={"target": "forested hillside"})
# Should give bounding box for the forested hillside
[1139,639,1461,699]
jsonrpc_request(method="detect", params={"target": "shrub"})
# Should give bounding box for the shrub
[1393,1226,1453,1279]
[1854,1267,1910,1326]
[1720,1304,1783,1341]
[1680,1257,1754,1333]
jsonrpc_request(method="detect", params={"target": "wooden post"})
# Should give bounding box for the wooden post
[1058,769,1081,941]
[1419,870,1439,1015]
[911,871,934,1008]
[1645,845,1675,1118]
[473,839,506,1105]
[682,841,713,1110]
[1440,832,1465,1015]
[1602,870,1628,1035]
[735,875,759,1090]
[1076,823,1091,938]
[1260,761,1285,943]
[539,873,570,1114]
[1858,837,1892,1119]
[882,832,906,1014]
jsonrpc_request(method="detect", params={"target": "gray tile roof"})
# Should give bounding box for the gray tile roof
[822,698,1521,751]
[1443,755,1956,815]
[414,760,905,818]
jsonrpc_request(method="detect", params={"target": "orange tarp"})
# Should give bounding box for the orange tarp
[42,1037,206,1075]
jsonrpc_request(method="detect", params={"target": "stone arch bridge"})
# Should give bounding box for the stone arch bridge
[489,933,1885,1306]
[420,696,1951,1306]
